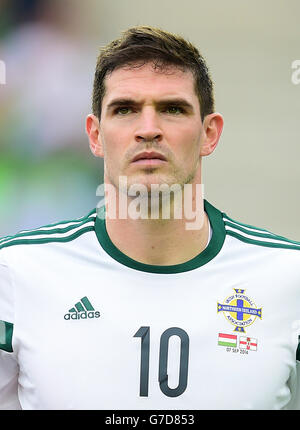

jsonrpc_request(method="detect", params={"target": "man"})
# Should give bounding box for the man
[0,26,300,410]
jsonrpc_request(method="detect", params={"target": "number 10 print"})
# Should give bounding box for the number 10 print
[134,326,190,397]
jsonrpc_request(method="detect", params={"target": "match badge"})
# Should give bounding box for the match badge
[217,289,262,333]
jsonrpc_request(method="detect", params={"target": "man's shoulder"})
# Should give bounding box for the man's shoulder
[222,209,300,253]
[0,208,97,252]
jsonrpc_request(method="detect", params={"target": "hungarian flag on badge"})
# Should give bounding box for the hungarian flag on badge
[218,333,237,347]
[239,336,257,351]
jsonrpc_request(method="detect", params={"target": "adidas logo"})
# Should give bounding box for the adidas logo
[64,296,100,320]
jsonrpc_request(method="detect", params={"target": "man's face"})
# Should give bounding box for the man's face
[98,62,205,192]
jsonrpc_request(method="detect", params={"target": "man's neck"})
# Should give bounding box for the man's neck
[104,197,209,266]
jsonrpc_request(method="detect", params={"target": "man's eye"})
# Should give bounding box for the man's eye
[116,107,132,115]
[165,106,183,114]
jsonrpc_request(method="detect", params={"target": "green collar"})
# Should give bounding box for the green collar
[94,199,226,274]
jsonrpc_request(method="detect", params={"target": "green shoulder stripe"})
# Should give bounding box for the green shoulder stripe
[0,224,95,250]
[0,321,13,353]
[0,215,96,244]
[226,229,300,251]
[15,208,96,234]
[224,220,300,246]
[223,212,300,249]
[223,213,271,233]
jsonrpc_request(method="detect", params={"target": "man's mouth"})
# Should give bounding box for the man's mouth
[131,151,167,166]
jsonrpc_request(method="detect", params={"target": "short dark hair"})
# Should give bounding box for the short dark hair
[92,26,215,121]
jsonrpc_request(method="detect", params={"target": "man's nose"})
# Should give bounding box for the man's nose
[134,109,163,143]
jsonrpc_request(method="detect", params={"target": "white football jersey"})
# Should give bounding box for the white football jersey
[1,199,300,410]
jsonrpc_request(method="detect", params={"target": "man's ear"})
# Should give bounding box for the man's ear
[86,114,104,158]
[200,112,224,157]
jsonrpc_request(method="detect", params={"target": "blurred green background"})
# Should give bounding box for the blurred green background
[0,0,300,239]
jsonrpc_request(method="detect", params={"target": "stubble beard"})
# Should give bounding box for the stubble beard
[104,161,200,221]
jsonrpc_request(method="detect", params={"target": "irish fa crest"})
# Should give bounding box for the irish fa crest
[217,289,262,333]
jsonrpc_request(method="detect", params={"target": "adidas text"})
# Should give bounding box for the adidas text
[64,311,100,320]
